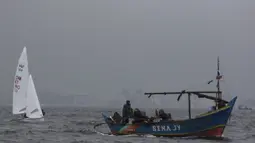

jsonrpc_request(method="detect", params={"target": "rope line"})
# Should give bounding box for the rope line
[93,123,112,136]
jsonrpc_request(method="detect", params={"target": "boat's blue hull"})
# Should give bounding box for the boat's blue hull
[102,96,237,137]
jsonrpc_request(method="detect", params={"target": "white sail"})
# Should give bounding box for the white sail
[12,47,29,114]
[25,74,43,119]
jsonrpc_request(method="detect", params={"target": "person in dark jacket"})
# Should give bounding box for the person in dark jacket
[158,109,172,121]
[42,109,45,116]
[132,108,149,124]
[23,114,28,118]
[122,100,133,124]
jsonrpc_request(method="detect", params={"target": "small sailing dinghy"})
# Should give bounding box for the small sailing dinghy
[12,47,44,122]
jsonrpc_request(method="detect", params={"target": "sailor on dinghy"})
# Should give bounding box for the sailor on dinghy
[22,109,45,119]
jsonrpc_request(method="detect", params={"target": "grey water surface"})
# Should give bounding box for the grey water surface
[0,106,253,143]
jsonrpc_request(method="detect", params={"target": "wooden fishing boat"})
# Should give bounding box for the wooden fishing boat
[101,57,237,137]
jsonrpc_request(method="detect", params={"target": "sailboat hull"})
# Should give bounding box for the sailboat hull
[22,117,44,122]
[102,96,237,137]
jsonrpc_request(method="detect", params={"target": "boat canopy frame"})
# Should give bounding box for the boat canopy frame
[145,90,228,103]
[144,90,228,120]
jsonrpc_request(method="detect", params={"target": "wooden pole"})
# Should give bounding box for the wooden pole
[188,93,191,119]
[216,56,222,109]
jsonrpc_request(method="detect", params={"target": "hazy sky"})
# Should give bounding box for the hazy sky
[0,0,255,107]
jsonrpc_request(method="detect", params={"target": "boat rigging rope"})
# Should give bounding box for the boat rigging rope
[93,123,112,136]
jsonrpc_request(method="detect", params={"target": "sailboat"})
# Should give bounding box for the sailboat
[12,46,44,121]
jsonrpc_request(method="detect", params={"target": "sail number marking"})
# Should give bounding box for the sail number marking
[14,76,22,92]
[18,64,24,72]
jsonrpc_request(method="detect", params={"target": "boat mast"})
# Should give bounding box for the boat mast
[216,56,222,108]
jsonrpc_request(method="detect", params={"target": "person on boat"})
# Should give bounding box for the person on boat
[42,109,45,116]
[112,112,122,123]
[23,113,28,118]
[218,101,226,109]
[122,100,133,124]
[158,109,172,121]
[132,108,149,124]
[22,109,45,119]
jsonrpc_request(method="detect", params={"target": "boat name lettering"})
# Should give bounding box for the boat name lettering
[152,125,181,132]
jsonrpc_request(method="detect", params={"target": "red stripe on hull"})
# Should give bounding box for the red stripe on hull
[195,127,224,137]
[155,126,225,137]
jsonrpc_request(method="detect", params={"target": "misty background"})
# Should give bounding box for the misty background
[0,1,254,109]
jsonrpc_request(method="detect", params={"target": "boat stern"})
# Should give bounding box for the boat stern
[102,113,118,134]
